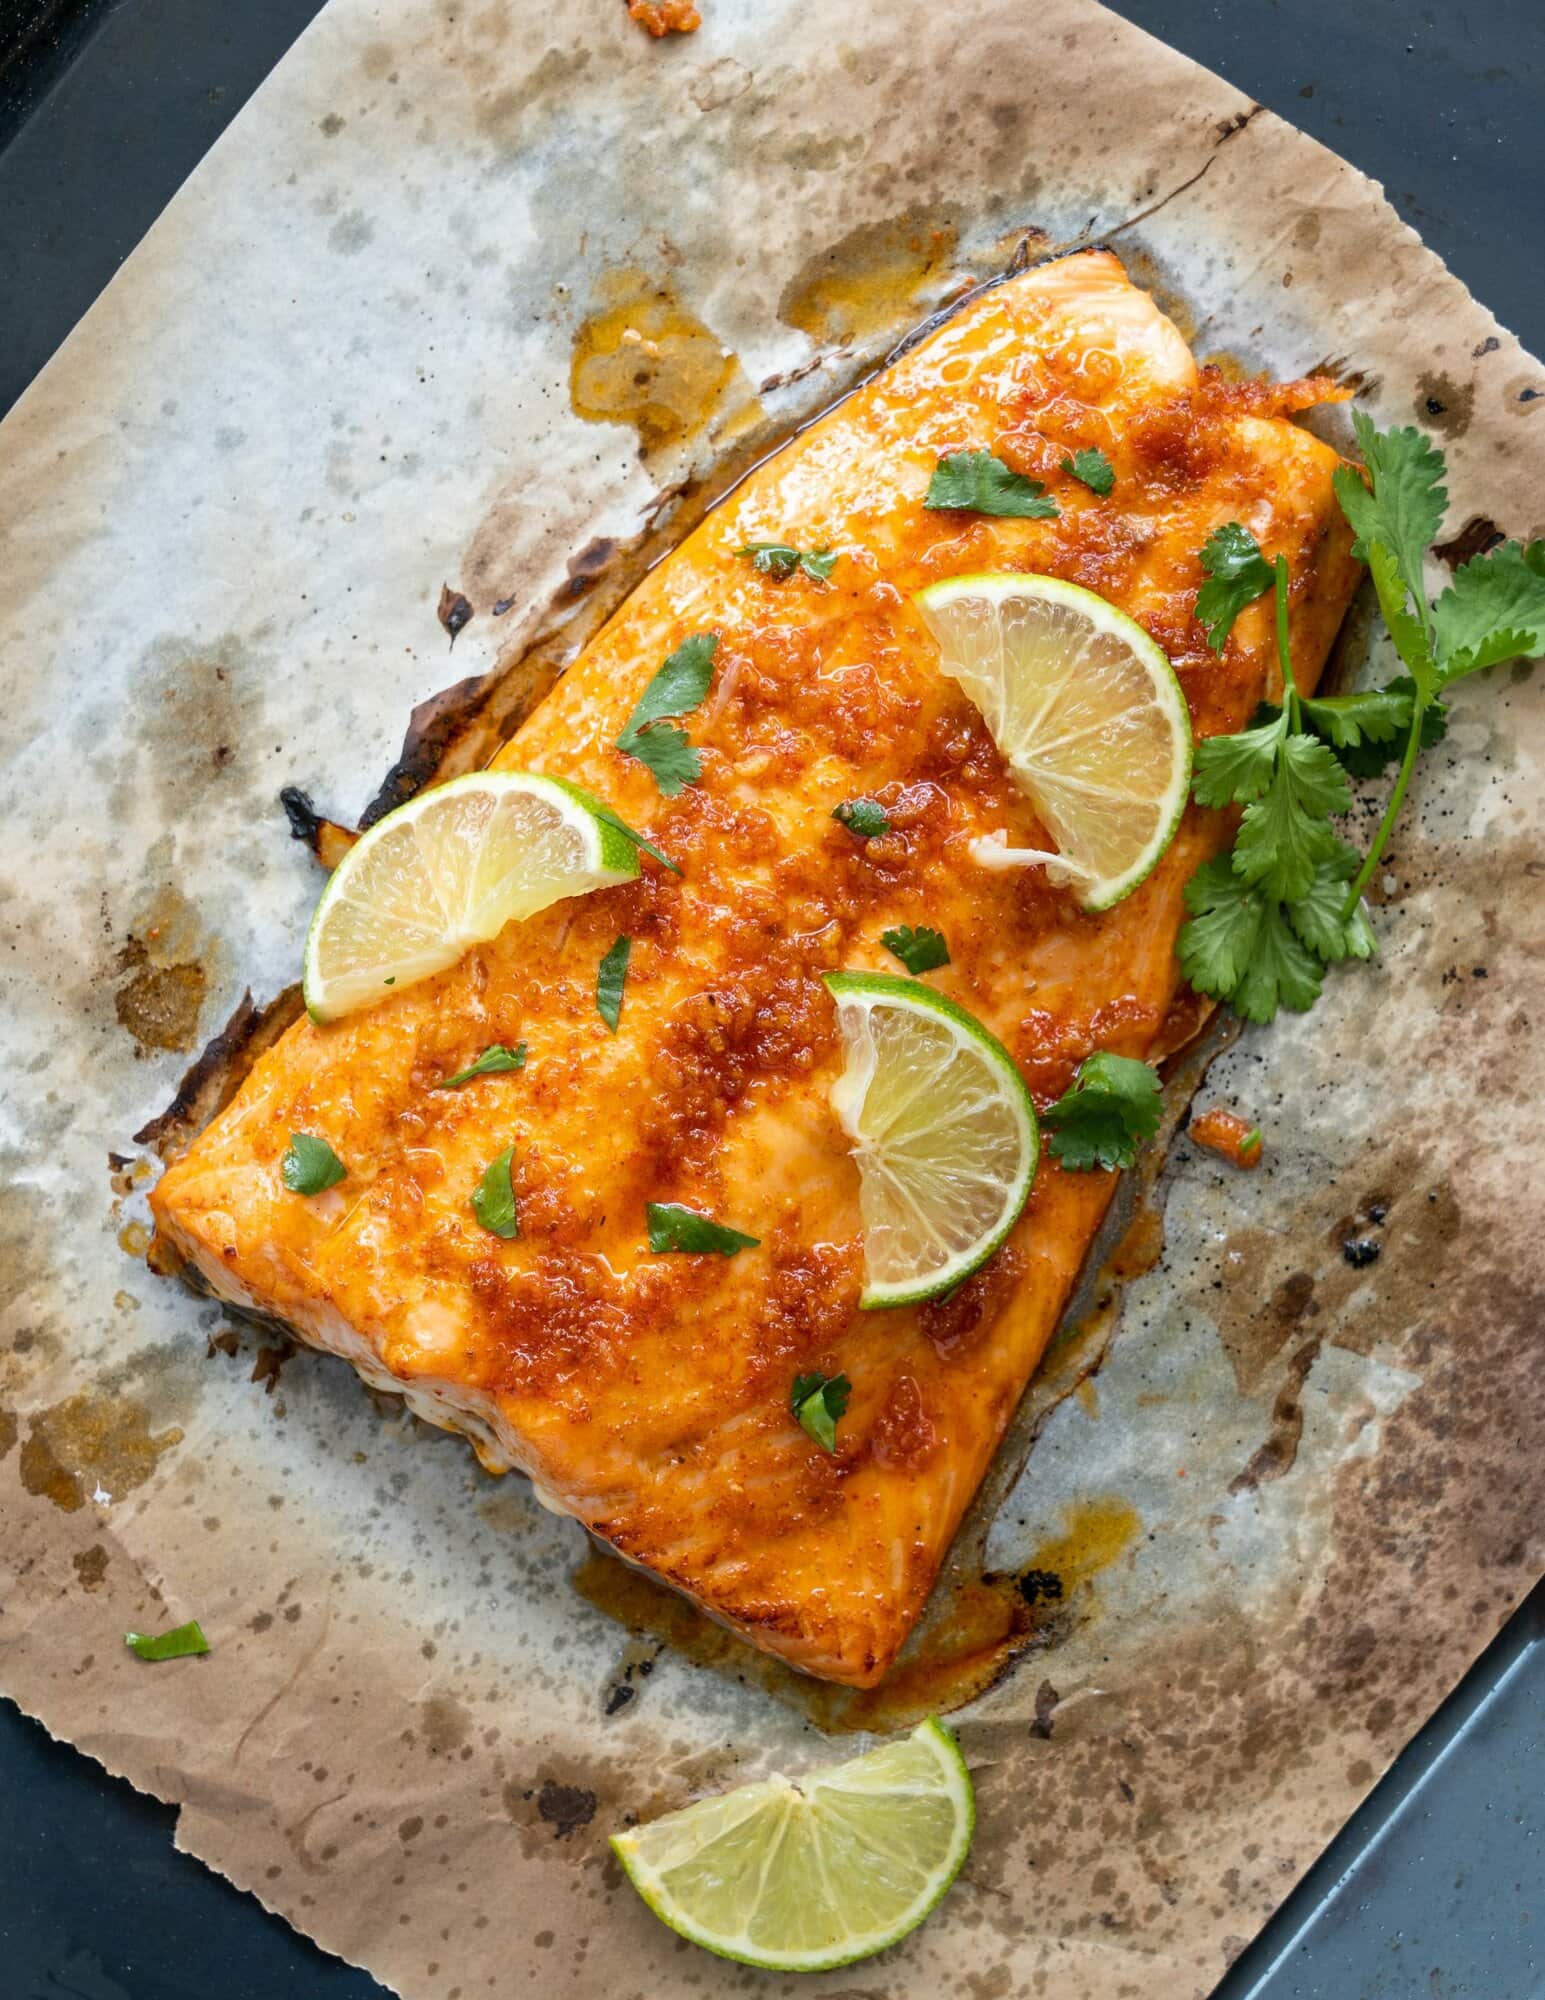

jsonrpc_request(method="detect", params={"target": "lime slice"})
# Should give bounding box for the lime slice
[611,1717,974,1973]
[302,771,638,1021]
[914,571,1192,910]
[823,970,1037,1309]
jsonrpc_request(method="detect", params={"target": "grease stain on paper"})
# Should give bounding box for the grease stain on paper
[569,269,760,461]
[778,211,963,351]
[573,1493,1141,1736]
[112,882,214,1057]
[18,1392,183,1512]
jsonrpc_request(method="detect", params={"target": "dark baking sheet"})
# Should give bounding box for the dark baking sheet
[1,4,1541,1996]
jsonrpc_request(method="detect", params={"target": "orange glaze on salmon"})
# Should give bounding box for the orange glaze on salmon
[151,251,1360,1687]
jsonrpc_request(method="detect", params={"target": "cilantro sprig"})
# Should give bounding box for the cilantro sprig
[1041,1053,1161,1171]
[1179,417,1545,1022]
[616,632,719,796]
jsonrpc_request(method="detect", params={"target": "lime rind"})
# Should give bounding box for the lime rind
[610,1718,974,1974]
[823,970,1038,1310]
[914,569,1193,912]
[302,769,640,1023]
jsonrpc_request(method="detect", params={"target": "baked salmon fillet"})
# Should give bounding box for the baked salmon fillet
[151,249,1360,1687]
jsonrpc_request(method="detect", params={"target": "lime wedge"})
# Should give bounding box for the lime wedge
[611,1717,974,1973]
[914,570,1192,910]
[302,771,638,1021]
[824,970,1037,1309]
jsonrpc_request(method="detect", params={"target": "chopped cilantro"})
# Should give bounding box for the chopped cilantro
[833,798,890,839]
[881,925,950,975]
[736,542,838,583]
[1041,1052,1162,1171]
[281,1132,346,1195]
[791,1370,851,1454]
[616,632,719,796]
[924,450,1059,519]
[1060,447,1115,496]
[470,1146,519,1240]
[435,1043,527,1089]
[645,1202,760,1256]
[125,1620,209,1662]
[1194,522,1275,652]
[596,935,631,1033]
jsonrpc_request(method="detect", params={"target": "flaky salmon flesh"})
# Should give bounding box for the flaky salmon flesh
[151,250,1360,1687]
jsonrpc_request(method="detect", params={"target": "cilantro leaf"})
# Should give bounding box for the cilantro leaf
[1060,447,1115,497]
[882,924,950,975]
[737,542,838,584]
[471,1146,519,1239]
[281,1132,346,1195]
[1298,685,1417,749]
[618,721,699,795]
[1432,538,1545,680]
[1232,733,1350,901]
[1177,858,1325,1023]
[1194,522,1275,653]
[1041,1052,1162,1172]
[645,1202,760,1256]
[596,935,631,1033]
[1191,708,1287,807]
[616,632,719,796]
[435,1043,527,1088]
[1332,411,1447,626]
[125,1620,209,1662]
[1299,678,1448,777]
[1285,845,1377,963]
[791,1369,851,1454]
[833,798,891,839]
[924,450,1059,519]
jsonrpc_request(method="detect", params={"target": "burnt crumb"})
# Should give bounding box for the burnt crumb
[437,583,474,646]
[279,785,357,869]
[1433,516,1504,569]
[1473,966,1489,979]
[1473,335,1500,359]
[1031,1678,1060,1740]
[536,1780,597,1839]
[250,1340,294,1394]
[491,597,515,617]
[602,1683,636,1716]
[1367,1202,1389,1227]
[107,1151,132,1173]
[1018,1567,1064,1607]
[1342,1237,1382,1270]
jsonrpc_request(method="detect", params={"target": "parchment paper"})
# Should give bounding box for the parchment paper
[3,3,1543,1996]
